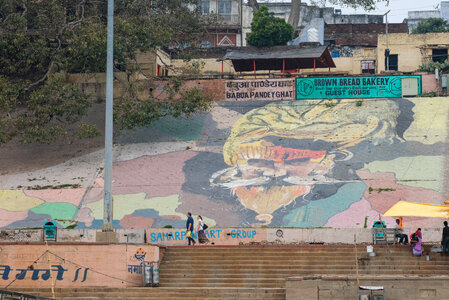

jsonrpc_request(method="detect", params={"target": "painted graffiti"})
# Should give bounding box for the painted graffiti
[0,96,447,230]
[149,229,257,243]
[127,247,152,274]
[226,79,294,101]
[150,229,223,242]
[0,265,88,282]
[127,262,147,274]
[134,248,146,261]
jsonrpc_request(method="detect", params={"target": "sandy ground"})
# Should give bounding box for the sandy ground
[0,103,106,176]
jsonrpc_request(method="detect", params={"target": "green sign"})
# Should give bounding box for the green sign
[296,76,421,99]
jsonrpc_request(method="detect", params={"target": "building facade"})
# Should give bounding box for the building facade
[200,0,243,47]
[377,32,449,73]
[406,1,449,33]
[241,2,384,47]
[296,23,407,75]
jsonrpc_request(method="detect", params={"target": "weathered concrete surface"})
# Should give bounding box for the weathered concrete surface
[286,275,449,300]
[1,97,448,230]
[0,244,159,288]
[0,228,444,245]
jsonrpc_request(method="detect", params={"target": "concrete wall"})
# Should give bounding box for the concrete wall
[0,244,159,288]
[422,73,439,93]
[171,58,236,75]
[0,227,445,244]
[377,33,449,73]
[1,75,448,230]
[442,1,449,21]
[286,275,449,300]
[329,48,377,74]
[407,10,441,33]
[146,227,445,245]
[241,3,383,46]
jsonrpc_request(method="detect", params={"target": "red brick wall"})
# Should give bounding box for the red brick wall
[325,24,409,47]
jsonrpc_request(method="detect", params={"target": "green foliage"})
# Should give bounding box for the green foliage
[0,0,214,144]
[325,100,336,107]
[325,0,387,11]
[246,6,294,47]
[412,18,449,34]
[77,123,101,139]
[420,91,437,97]
[115,77,213,130]
[418,60,449,73]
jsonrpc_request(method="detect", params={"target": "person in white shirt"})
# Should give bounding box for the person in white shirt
[395,218,408,244]
[196,215,210,244]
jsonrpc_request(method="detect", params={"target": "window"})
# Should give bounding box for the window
[218,0,232,15]
[331,51,340,58]
[361,60,375,74]
[200,1,210,15]
[200,40,213,48]
[432,49,448,63]
[386,54,398,71]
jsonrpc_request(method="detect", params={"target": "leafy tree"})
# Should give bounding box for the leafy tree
[412,18,449,34]
[247,1,389,29]
[418,60,449,73]
[0,0,214,144]
[246,6,294,47]
[326,0,387,10]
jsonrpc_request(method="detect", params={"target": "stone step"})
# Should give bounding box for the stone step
[12,288,286,300]
[160,262,449,269]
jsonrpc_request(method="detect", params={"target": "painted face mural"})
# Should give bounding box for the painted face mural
[3,95,447,230]
[210,99,410,225]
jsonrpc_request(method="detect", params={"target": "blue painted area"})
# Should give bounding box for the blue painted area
[131,209,186,228]
[0,265,87,282]
[5,212,55,229]
[149,229,257,243]
[76,219,123,229]
[282,181,366,227]
[150,115,205,141]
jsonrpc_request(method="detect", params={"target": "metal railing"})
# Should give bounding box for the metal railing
[0,290,55,300]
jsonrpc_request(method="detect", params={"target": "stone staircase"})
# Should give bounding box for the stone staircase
[10,244,449,299]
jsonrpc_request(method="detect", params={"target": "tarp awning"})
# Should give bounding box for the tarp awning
[383,201,449,219]
[218,46,336,72]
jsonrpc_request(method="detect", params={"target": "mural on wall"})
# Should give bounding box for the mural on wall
[0,97,448,229]
[0,245,156,287]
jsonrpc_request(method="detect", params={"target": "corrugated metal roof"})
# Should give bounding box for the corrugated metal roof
[217,46,335,72]
[218,46,329,61]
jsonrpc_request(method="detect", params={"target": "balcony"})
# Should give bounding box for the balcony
[216,14,240,26]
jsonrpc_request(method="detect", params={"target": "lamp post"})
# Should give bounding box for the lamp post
[384,10,391,71]
[103,0,114,232]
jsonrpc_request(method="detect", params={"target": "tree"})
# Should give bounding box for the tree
[418,60,449,73]
[0,0,214,144]
[412,18,449,34]
[246,6,294,47]
[248,0,388,29]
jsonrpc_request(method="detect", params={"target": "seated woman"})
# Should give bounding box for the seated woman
[410,228,422,256]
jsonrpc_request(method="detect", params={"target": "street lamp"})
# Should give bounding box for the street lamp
[103,0,114,232]
[384,10,391,71]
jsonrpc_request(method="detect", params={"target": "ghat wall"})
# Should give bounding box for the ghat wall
[0,244,159,288]
[0,80,448,230]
